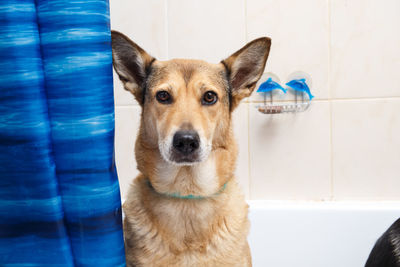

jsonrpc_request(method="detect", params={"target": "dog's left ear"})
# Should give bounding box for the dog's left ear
[222,37,271,110]
[111,30,155,105]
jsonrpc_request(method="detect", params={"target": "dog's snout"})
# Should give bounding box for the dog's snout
[173,131,200,155]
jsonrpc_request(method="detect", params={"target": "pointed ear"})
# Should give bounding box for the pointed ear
[221,37,271,110]
[111,30,155,104]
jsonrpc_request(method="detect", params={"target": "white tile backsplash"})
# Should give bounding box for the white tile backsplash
[110,0,167,60]
[332,99,400,200]
[110,0,168,106]
[248,101,331,200]
[232,103,250,198]
[247,0,330,101]
[115,106,141,199]
[330,0,400,99]
[111,0,400,201]
[167,0,246,63]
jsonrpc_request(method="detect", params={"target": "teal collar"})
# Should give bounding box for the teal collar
[146,180,227,200]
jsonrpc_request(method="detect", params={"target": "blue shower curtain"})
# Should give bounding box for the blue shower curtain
[0,0,125,266]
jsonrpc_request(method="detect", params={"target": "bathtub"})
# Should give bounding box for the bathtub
[248,200,400,267]
[120,199,400,266]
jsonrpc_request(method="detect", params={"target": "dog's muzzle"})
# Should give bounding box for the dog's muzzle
[171,130,200,163]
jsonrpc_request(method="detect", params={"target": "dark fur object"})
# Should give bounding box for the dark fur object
[365,218,400,267]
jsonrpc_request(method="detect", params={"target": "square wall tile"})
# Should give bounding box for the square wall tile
[167,0,246,63]
[249,102,331,200]
[331,0,400,99]
[232,103,250,198]
[110,0,167,59]
[332,99,400,200]
[115,106,141,199]
[247,0,329,101]
[110,0,167,106]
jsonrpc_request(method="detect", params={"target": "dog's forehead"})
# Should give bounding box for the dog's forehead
[150,59,226,89]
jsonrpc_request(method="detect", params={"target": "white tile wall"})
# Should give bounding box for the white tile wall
[167,0,246,63]
[111,0,400,201]
[232,103,250,198]
[330,0,400,99]
[110,0,167,60]
[247,0,330,101]
[249,102,331,200]
[115,106,141,199]
[110,0,168,106]
[332,99,400,200]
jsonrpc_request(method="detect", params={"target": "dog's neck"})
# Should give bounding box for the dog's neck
[135,134,238,198]
[145,179,228,199]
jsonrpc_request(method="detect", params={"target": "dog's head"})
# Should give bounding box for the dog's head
[112,31,270,166]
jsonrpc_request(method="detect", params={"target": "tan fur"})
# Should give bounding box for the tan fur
[112,31,270,266]
[124,176,251,267]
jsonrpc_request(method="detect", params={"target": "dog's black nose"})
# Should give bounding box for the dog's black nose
[172,131,200,155]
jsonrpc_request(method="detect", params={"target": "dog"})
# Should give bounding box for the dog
[365,218,400,267]
[111,30,271,266]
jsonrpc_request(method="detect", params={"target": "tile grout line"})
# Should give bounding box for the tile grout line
[329,100,334,201]
[330,96,400,101]
[248,95,400,104]
[244,0,248,42]
[164,0,169,59]
[327,0,334,201]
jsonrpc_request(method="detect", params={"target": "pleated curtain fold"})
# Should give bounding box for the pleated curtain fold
[0,1,125,266]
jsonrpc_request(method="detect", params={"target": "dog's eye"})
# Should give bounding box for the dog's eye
[156,90,172,104]
[202,91,218,105]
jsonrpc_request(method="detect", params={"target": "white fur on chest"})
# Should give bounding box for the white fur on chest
[191,153,219,195]
[153,153,219,196]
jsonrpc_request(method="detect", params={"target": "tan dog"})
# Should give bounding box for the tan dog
[111,31,271,267]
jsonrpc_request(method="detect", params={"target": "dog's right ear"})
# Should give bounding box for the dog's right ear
[111,30,155,104]
[222,37,271,111]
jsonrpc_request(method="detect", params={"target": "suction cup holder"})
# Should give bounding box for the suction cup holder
[256,71,314,114]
